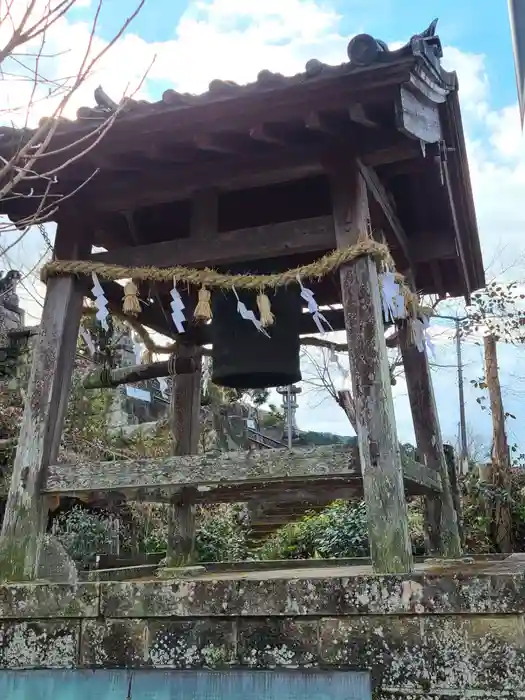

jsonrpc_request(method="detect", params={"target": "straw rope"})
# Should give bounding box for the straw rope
[71,238,422,356]
[41,239,396,290]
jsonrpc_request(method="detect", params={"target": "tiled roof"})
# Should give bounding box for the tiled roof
[0,18,445,142]
[74,19,443,124]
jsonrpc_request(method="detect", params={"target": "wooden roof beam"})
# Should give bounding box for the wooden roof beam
[76,148,325,213]
[348,103,381,129]
[194,132,256,155]
[65,134,421,214]
[304,111,347,138]
[249,124,292,146]
[90,215,335,268]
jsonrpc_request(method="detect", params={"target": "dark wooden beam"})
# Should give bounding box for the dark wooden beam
[411,235,456,263]
[364,143,420,167]
[348,103,381,128]
[304,111,346,137]
[81,149,324,213]
[194,133,254,155]
[439,146,472,298]
[91,216,336,268]
[357,160,411,265]
[73,131,421,214]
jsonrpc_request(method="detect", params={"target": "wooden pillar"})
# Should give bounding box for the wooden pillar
[399,324,462,557]
[165,190,214,567]
[166,344,203,567]
[444,443,464,546]
[1,217,91,580]
[331,163,413,573]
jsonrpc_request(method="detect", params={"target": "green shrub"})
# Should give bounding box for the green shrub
[256,499,427,561]
[195,504,248,563]
[51,506,122,567]
[256,501,369,560]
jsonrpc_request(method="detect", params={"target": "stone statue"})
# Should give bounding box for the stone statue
[0,270,21,312]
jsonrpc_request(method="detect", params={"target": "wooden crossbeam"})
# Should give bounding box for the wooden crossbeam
[43,444,441,503]
[82,356,197,389]
[357,160,411,264]
[91,216,335,269]
[76,136,420,214]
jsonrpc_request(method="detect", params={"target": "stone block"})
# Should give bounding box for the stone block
[0,583,99,618]
[80,619,236,669]
[0,620,79,668]
[147,620,236,668]
[320,616,423,688]
[320,614,525,696]
[420,616,525,693]
[237,619,318,668]
[100,580,238,617]
[80,619,147,668]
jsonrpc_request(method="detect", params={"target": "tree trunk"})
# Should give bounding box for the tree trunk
[336,389,357,433]
[484,334,513,553]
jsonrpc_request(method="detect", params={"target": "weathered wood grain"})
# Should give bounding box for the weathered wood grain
[331,163,413,574]
[43,445,440,502]
[400,322,461,557]
[0,218,90,579]
[165,191,211,568]
[395,85,442,143]
[166,341,202,567]
[91,216,335,269]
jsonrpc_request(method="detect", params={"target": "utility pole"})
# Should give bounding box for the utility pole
[436,314,468,468]
[454,318,468,467]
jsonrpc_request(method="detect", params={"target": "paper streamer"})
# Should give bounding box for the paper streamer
[412,315,435,357]
[91,272,109,331]
[379,271,406,322]
[232,288,270,337]
[170,280,186,333]
[297,276,333,334]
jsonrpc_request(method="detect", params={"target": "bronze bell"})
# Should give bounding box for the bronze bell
[211,285,302,389]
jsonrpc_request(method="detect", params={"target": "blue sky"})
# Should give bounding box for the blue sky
[3,0,525,456]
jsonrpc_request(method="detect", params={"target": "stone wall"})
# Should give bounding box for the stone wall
[1,568,525,697]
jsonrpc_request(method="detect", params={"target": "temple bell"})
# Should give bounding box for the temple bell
[211,285,302,389]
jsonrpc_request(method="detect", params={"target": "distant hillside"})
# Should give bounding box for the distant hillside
[296,431,357,446]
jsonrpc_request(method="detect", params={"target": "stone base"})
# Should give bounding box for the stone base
[1,557,525,697]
